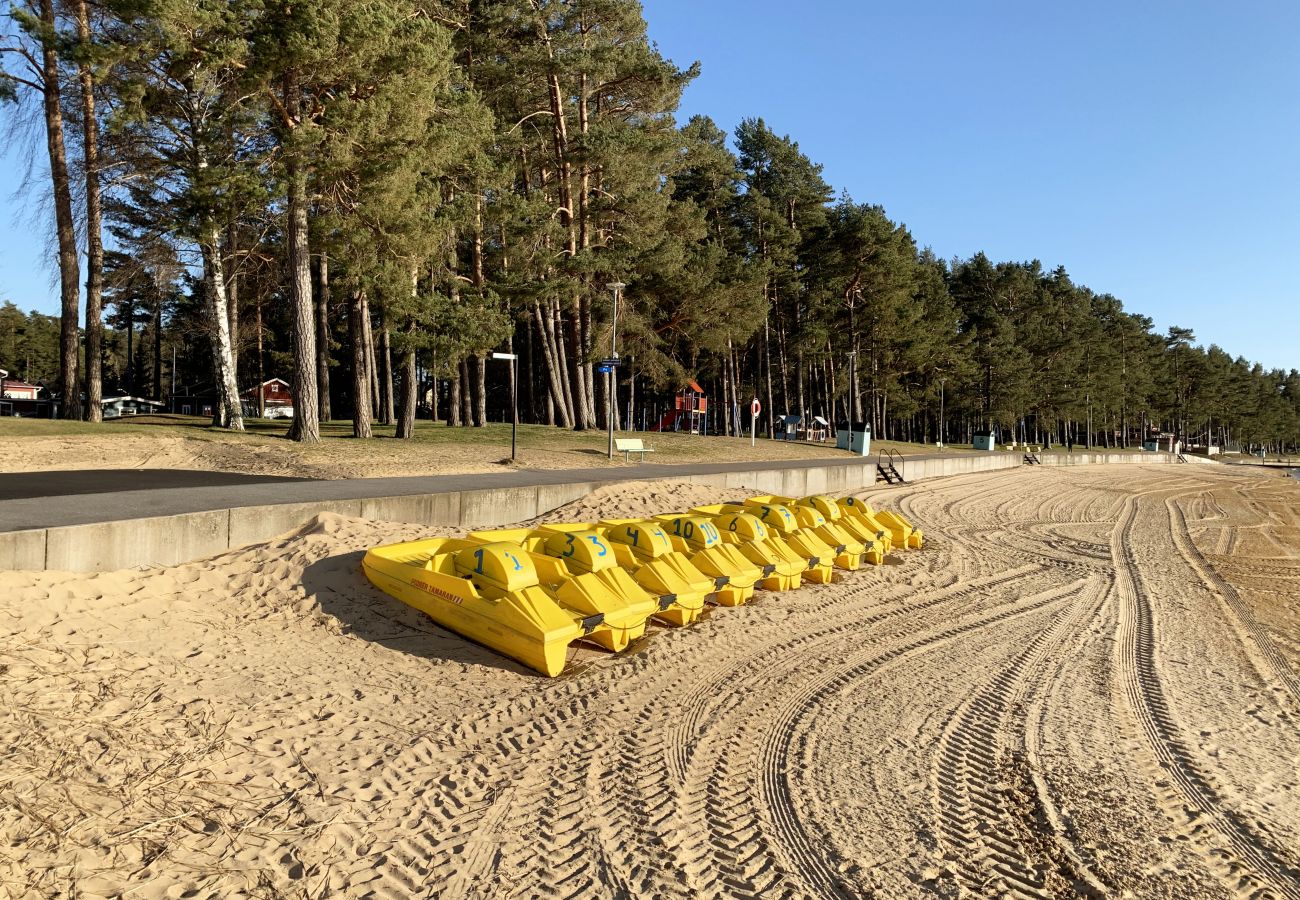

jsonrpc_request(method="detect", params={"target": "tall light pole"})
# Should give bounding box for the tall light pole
[605,281,625,460]
[848,287,860,426]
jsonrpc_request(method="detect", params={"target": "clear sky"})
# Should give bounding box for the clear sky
[639,0,1298,371]
[1,1,1296,371]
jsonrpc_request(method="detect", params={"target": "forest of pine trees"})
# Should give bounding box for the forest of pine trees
[3,0,1297,452]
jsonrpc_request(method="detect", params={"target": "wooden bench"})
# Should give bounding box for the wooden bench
[615,437,655,463]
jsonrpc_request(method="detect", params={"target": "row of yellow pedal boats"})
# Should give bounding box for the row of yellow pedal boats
[362,494,924,676]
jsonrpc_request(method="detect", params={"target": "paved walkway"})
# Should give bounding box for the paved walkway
[0,454,957,533]
[0,469,311,502]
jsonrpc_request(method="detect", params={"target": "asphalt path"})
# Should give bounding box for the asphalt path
[0,454,945,534]
[0,469,314,502]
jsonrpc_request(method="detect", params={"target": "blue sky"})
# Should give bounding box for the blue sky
[1,1,1296,370]
[639,0,1298,371]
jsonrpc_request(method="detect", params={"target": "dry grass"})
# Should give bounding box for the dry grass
[0,415,973,479]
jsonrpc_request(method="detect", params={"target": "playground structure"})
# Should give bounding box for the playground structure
[651,381,708,434]
[362,492,925,676]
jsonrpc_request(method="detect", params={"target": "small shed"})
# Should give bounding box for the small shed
[836,420,871,455]
[241,378,294,415]
[973,430,997,452]
[777,414,801,441]
[0,375,41,400]
[171,387,218,417]
[806,415,830,442]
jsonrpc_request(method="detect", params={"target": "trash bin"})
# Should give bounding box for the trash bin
[836,421,871,455]
[973,430,996,452]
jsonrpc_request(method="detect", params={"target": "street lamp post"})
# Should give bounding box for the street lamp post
[849,288,860,426]
[490,352,519,462]
[605,281,625,460]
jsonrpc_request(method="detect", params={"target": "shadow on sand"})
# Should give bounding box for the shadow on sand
[301,548,538,678]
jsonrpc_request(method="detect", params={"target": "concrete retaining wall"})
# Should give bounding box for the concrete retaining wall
[0,451,1177,573]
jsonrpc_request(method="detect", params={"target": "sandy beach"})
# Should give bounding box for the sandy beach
[2,464,1298,898]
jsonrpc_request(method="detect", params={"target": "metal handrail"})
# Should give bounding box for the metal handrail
[878,447,905,482]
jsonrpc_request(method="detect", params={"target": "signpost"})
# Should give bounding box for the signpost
[490,352,518,462]
[750,397,761,447]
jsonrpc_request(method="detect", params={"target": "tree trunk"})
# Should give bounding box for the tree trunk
[531,302,564,425]
[284,69,319,442]
[199,222,243,431]
[74,0,102,421]
[535,299,573,427]
[429,365,439,423]
[459,357,473,426]
[475,355,487,426]
[255,294,266,417]
[796,351,806,424]
[566,300,588,429]
[364,302,380,413]
[395,345,417,438]
[348,288,372,439]
[225,221,239,388]
[152,294,162,400]
[39,0,81,420]
[123,305,134,392]
[449,370,462,426]
[315,252,332,421]
[379,325,394,426]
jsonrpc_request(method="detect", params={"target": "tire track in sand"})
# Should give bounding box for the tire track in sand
[668,564,1045,781]
[754,582,1081,899]
[1167,496,1300,708]
[930,576,1109,899]
[1112,492,1300,899]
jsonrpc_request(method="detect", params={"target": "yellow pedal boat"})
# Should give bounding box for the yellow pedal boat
[712,500,836,583]
[839,496,923,549]
[651,514,765,605]
[744,496,866,571]
[793,494,887,564]
[362,538,607,677]
[595,519,714,626]
[467,526,659,651]
[689,506,805,591]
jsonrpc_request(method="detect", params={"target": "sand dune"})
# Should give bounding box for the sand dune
[3,466,1298,898]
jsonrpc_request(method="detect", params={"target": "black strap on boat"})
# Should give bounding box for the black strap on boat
[761,564,776,577]
[658,594,677,610]
[807,556,820,568]
[713,575,730,589]
[580,613,605,633]
[835,544,846,554]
